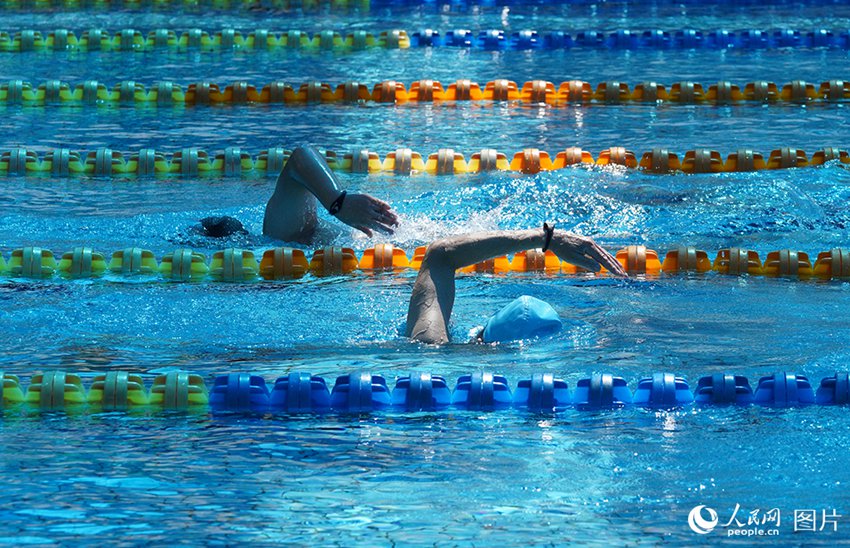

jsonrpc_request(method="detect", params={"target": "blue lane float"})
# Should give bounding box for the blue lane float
[371,0,842,7]
[753,372,816,406]
[330,371,392,412]
[210,373,270,412]
[572,373,633,409]
[514,373,571,411]
[694,374,754,405]
[270,372,331,412]
[452,372,513,410]
[391,372,451,411]
[4,370,850,415]
[817,372,850,405]
[633,372,694,407]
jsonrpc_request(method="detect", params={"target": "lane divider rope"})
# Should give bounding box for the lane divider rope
[0,0,833,14]
[1,244,848,280]
[1,146,847,176]
[0,0,368,11]
[0,28,411,51]
[2,78,848,104]
[1,369,848,412]
[0,27,848,52]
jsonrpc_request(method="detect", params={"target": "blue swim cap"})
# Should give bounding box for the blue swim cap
[481,295,562,343]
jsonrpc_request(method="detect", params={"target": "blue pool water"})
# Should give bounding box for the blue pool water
[2,2,850,545]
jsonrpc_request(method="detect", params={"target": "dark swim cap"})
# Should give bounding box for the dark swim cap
[199,216,247,238]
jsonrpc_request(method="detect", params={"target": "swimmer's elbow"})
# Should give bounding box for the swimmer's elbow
[408,326,449,345]
[421,238,459,271]
[289,145,309,162]
[288,145,320,169]
[421,242,447,265]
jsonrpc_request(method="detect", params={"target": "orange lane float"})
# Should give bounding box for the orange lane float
[615,245,663,274]
[359,244,410,270]
[661,247,713,273]
[761,250,813,278]
[260,248,309,280]
[813,248,850,278]
[713,248,763,276]
[308,247,359,276]
[510,250,562,272]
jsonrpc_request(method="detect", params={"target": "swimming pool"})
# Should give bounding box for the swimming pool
[2,1,850,545]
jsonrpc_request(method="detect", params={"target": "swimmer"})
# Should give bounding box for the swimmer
[406,226,627,344]
[193,146,395,243]
[263,146,398,243]
[210,146,626,344]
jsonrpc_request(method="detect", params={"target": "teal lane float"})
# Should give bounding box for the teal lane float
[1,370,847,413]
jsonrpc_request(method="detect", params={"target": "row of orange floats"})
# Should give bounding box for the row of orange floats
[2,78,848,105]
[326,79,850,104]
[2,244,848,281]
[355,146,849,174]
[2,146,847,177]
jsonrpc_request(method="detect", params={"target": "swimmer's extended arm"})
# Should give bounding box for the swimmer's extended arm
[405,228,626,344]
[263,146,398,242]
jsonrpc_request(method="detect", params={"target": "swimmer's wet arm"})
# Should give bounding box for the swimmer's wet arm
[273,146,343,209]
[405,266,456,344]
[420,229,546,271]
[406,229,626,344]
[406,230,545,344]
[421,228,628,276]
[547,231,628,276]
[265,146,397,239]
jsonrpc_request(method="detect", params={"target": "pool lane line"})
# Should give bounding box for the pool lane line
[2,244,848,280]
[2,370,847,412]
[0,27,848,51]
[2,79,848,105]
[1,146,847,176]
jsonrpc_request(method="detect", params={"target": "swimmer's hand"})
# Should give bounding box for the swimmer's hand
[334,193,399,237]
[549,231,628,277]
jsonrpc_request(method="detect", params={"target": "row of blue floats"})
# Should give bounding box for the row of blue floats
[408,28,850,50]
[373,0,826,5]
[210,371,850,413]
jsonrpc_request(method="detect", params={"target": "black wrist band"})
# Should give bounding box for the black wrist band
[328,191,347,215]
[542,222,555,252]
